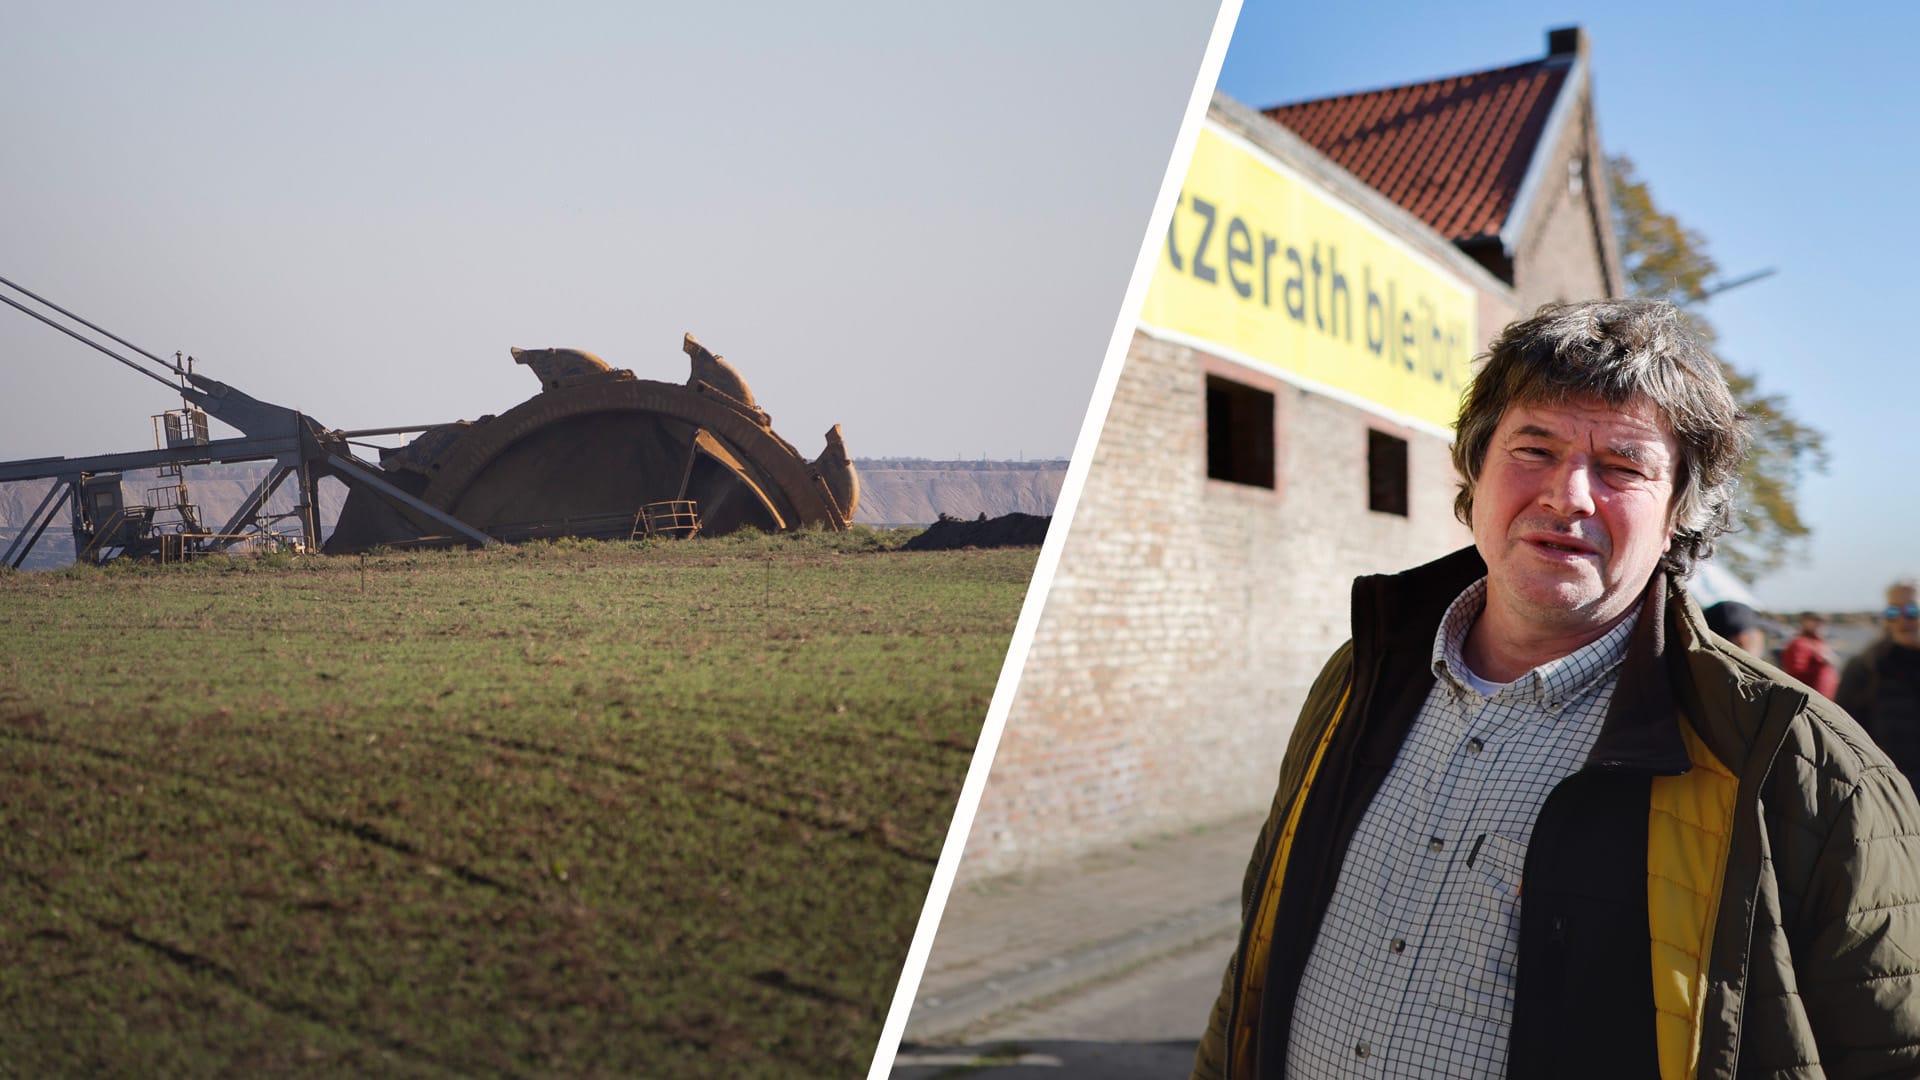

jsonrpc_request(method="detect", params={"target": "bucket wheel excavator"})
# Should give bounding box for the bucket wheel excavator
[324,333,859,552]
[0,268,857,565]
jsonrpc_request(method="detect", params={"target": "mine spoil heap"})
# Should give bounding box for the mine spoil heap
[902,511,1051,551]
[325,333,859,552]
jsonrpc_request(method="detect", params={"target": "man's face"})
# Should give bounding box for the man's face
[1470,395,1679,642]
[1887,585,1920,648]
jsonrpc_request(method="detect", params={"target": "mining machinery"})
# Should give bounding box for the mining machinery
[0,274,858,568]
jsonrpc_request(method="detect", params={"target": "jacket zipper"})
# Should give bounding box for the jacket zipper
[1223,675,1354,1079]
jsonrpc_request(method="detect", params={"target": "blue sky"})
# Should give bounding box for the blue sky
[1216,1,1917,610]
[0,0,1219,470]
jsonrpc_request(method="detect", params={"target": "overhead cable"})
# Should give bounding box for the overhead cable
[0,272,184,389]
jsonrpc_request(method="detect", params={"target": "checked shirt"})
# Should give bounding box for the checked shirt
[1284,577,1635,1079]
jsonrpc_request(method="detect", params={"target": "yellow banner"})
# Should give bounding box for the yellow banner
[1141,124,1478,433]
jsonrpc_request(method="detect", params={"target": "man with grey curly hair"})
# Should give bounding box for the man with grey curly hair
[1195,299,1920,1080]
[1450,297,1747,580]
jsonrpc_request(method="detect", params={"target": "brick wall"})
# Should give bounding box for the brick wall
[960,332,1473,878]
[952,90,1606,880]
[1511,96,1619,310]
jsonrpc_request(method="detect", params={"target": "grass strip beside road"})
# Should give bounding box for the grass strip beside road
[0,532,1034,1077]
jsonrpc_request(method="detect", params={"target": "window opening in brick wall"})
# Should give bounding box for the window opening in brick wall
[1206,376,1275,489]
[1368,429,1409,516]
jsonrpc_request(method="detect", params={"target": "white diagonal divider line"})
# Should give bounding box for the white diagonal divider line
[863,1,1249,1075]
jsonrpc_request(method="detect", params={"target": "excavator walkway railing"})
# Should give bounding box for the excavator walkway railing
[634,500,701,540]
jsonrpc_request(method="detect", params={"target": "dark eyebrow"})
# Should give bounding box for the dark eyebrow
[1509,424,1558,441]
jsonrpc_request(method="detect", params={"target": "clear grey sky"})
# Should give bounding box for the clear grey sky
[1219,0,1917,611]
[1,1,1220,470]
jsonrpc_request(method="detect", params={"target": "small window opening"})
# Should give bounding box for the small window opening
[1368,429,1409,516]
[1206,376,1275,489]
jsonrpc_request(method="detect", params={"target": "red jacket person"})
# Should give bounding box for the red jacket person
[1193,300,1920,1079]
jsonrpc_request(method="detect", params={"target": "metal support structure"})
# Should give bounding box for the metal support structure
[334,425,437,439]
[0,435,302,484]
[319,452,495,548]
[4,479,73,569]
[207,461,294,548]
[0,272,499,564]
[294,460,317,553]
[0,437,496,564]
[67,474,86,560]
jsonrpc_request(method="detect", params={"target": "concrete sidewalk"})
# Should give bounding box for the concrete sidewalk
[902,811,1267,1043]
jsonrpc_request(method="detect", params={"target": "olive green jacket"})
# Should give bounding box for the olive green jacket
[1193,550,1920,1078]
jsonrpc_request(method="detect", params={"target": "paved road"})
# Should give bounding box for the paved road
[892,931,1232,1079]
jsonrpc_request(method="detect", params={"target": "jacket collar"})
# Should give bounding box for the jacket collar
[1352,546,1692,776]
[1588,569,1692,775]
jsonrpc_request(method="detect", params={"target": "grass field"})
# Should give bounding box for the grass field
[0,531,1036,1078]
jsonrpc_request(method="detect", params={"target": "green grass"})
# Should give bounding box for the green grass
[0,531,1034,1077]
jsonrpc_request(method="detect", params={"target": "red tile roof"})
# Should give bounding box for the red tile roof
[1264,57,1571,245]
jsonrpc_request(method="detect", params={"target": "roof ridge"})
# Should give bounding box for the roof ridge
[1259,58,1574,254]
[1260,55,1551,115]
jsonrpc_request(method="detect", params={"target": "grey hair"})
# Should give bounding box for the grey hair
[1451,299,1750,578]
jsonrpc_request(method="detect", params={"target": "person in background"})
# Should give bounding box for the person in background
[1702,599,1766,656]
[1839,581,1920,782]
[1779,612,1840,699]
